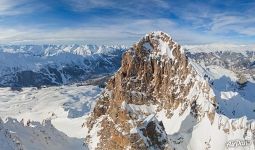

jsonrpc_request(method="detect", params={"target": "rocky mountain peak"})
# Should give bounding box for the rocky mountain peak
[85,31,217,149]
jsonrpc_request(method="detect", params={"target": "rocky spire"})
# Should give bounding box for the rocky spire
[85,31,217,149]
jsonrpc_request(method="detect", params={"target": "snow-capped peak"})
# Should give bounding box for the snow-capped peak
[136,31,183,60]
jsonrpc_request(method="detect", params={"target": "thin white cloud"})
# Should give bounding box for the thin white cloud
[209,14,255,36]
[0,0,48,16]
[64,0,171,17]
[64,0,115,11]
[0,18,231,45]
[164,1,255,37]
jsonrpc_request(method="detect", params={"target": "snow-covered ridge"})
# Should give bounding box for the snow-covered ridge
[184,43,255,54]
[0,44,126,69]
[0,44,126,56]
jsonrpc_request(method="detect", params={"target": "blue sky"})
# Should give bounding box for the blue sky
[0,0,255,45]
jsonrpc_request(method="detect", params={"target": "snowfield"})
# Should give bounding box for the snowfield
[205,65,255,119]
[0,85,103,149]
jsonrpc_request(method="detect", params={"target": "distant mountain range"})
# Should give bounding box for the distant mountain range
[1,43,254,87]
[0,45,126,87]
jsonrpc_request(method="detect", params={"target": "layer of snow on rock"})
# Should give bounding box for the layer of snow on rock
[158,38,174,59]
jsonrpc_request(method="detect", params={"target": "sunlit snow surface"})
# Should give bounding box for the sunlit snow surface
[206,65,255,119]
[0,85,103,150]
[188,58,255,120]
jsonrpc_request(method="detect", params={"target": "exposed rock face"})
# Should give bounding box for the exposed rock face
[85,31,217,149]
[135,115,169,149]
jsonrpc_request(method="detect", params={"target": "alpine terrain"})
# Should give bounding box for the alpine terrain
[0,32,254,150]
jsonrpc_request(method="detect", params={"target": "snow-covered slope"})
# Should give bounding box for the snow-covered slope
[0,85,103,137]
[0,118,85,150]
[183,43,255,120]
[178,61,255,119]
[0,84,103,149]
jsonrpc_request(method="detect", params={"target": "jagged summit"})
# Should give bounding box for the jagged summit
[85,32,216,149]
[134,31,183,60]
